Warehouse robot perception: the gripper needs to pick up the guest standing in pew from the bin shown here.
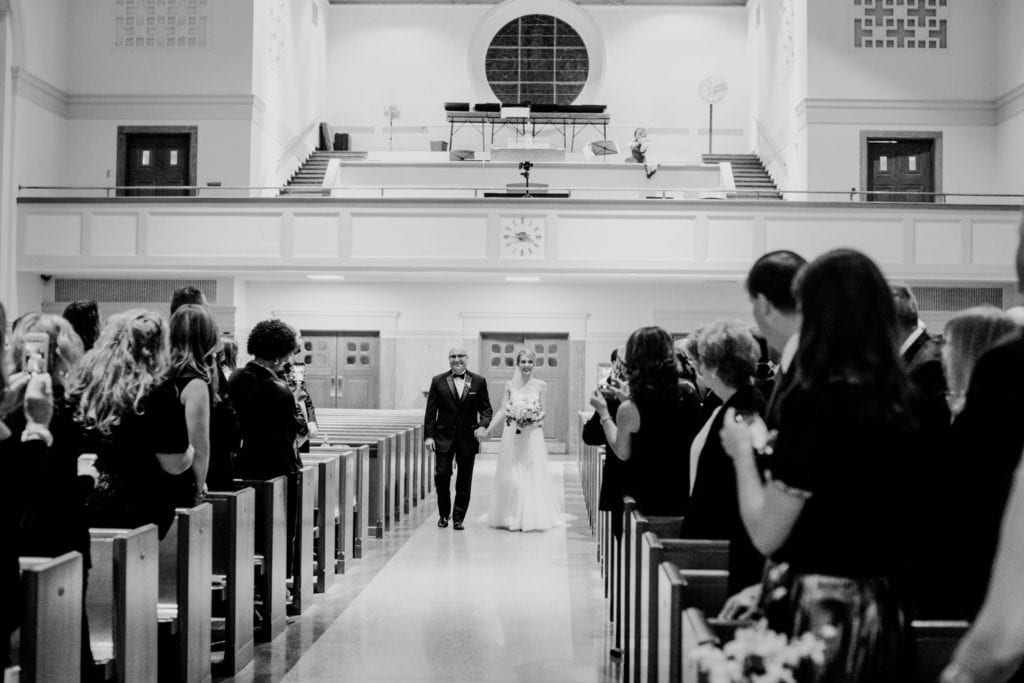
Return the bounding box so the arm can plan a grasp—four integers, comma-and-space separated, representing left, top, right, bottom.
940, 306, 1018, 619
589, 326, 702, 516
582, 348, 632, 539
424, 346, 492, 530
69, 309, 194, 538
719, 249, 916, 681
170, 284, 208, 312
229, 320, 304, 571
683, 320, 766, 593
62, 299, 101, 353
4, 313, 99, 676
718, 250, 807, 620
164, 304, 221, 505
678, 333, 722, 423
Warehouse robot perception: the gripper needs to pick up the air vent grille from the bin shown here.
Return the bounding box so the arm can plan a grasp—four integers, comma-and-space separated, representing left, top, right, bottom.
912, 286, 1003, 312
54, 279, 217, 304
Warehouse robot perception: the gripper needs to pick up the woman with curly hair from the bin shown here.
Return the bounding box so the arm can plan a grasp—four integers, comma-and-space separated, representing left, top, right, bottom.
590, 325, 701, 514
68, 309, 194, 537
228, 319, 304, 575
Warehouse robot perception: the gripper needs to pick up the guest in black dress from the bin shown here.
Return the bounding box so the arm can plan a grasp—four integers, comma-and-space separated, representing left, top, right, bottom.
164, 304, 221, 505
720, 249, 915, 682
683, 319, 766, 593
582, 348, 631, 538
589, 326, 701, 516
68, 309, 194, 538
229, 319, 304, 575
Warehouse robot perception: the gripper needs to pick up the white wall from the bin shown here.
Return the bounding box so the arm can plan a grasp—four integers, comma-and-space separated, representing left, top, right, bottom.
325, 4, 749, 158
243, 279, 753, 410
250, 0, 328, 190
748, 0, 807, 192
19, 0, 71, 89
14, 97, 69, 187
994, 0, 1024, 97
994, 0, 1024, 192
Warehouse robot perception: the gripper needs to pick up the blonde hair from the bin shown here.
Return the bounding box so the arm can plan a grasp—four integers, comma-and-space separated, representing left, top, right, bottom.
68, 309, 169, 434
515, 348, 537, 364
10, 313, 84, 387
943, 306, 1016, 410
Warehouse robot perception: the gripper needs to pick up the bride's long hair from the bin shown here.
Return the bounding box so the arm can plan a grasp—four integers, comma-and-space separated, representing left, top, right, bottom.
512, 348, 537, 386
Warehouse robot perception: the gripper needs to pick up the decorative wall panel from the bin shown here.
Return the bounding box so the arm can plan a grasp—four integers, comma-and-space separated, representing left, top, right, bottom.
350, 215, 487, 259
765, 216, 903, 263
115, 0, 209, 48
148, 214, 282, 256
92, 214, 139, 256
24, 214, 82, 256
914, 220, 960, 264
557, 216, 695, 261
707, 217, 756, 261
294, 215, 340, 257
853, 0, 949, 50
971, 220, 1019, 265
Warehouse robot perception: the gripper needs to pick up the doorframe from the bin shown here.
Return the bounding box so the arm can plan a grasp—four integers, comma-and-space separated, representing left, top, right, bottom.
860, 130, 942, 201
116, 125, 199, 196
298, 330, 382, 409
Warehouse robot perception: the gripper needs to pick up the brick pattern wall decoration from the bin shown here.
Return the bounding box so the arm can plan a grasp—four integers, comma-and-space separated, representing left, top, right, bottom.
853, 0, 949, 49
269, 0, 288, 71
485, 14, 589, 105
115, 0, 208, 48
779, 0, 795, 74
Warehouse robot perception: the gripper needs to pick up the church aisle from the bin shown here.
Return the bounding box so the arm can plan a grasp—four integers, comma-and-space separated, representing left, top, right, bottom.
273, 455, 618, 683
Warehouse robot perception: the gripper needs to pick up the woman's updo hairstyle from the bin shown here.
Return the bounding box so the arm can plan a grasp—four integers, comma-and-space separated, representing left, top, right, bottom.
515, 348, 537, 365
696, 319, 759, 389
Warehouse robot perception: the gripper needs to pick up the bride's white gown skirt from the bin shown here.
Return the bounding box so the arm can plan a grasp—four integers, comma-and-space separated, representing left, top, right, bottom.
483, 424, 569, 531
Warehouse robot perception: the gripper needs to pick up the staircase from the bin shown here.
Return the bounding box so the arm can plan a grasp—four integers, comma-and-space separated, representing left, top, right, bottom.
281, 150, 367, 195
702, 153, 782, 199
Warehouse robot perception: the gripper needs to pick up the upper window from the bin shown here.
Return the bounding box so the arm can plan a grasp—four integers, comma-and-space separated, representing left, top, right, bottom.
485, 14, 589, 105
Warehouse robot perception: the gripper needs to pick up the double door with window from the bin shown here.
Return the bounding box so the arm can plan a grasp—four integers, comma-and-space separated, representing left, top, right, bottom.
299, 332, 380, 409
480, 334, 569, 443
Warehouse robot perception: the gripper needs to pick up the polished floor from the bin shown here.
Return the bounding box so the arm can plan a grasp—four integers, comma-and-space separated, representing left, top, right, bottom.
227, 454, 619, 682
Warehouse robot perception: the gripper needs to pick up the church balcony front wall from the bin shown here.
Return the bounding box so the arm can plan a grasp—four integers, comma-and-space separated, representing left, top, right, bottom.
15, 197, 1021, 283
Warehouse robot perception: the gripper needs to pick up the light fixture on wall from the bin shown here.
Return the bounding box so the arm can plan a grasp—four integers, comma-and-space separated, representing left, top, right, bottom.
307, 274, 345, 280
506, 276, 541, 282
382, 104, 401, 151
698, 76, 728, 155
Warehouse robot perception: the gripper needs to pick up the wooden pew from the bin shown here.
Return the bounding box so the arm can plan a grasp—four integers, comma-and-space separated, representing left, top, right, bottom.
912, 620, 969, 683
617, 497, 636, 672
313, 437, 387, 539
158, 503, 213, 683
641, 535, 729, 682
313, 444, 367, 559
291, 465, 316, 614
10, 552, 84, 683
205, 489, 255, 675
304, 452, 340, 592
305, 449, 356, 574
88, 525, 159, 683
238, 477, 286, 642
627, 512, 686, 683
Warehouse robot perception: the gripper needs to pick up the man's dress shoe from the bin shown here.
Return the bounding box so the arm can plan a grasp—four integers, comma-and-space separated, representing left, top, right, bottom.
437, 516, 449, 528
453, 519, 464, 531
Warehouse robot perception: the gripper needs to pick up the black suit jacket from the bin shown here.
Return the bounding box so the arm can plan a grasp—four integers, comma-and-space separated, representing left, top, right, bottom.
946, 330, 1024, 618
681, 384, 767, 592
902, 330, 951, 435
424, 371, 493, 456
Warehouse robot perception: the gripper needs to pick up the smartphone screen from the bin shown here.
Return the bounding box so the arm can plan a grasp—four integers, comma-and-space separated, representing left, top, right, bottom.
22, 332, 49, 373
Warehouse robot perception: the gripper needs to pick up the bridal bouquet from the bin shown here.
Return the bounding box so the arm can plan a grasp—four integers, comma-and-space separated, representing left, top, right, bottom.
505, 395, 542, 434
691, 620, 825, 683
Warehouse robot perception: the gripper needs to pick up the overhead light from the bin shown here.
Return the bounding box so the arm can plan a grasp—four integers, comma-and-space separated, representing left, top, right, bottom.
307, 274, 345, 280
505, 276, 540, 282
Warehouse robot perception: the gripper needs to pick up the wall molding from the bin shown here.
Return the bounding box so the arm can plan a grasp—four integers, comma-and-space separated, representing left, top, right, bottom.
797, 97, 997, 128
270, 308, 402, 333
460, 311, 590, 336
11, 67, 68, 118
996, 82, 1024, 124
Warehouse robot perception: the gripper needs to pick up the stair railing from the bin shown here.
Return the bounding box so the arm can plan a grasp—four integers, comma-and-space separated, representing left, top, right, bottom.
751, 117, 788, 182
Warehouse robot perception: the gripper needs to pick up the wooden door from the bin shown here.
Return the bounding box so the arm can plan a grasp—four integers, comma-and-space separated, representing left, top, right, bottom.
867, 139, 934, 202
298, 332, 380, 409
299, 335, 340, 409
480, 334, 570, 442
122, 133, 192, 196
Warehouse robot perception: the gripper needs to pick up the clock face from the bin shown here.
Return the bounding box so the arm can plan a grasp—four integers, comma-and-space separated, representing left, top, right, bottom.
500, 216, 545, 259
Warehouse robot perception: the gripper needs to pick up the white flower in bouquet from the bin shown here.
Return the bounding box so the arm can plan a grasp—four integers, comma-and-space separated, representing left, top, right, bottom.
504, 395, 542, 434
691, 620, 825, 683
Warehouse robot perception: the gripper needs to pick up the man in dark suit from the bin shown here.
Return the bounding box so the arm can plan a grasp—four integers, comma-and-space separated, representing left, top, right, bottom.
424, 346, 493, 530
892, 284, 950, 436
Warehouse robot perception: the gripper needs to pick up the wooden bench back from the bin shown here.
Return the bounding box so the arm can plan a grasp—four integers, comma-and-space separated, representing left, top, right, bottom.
206, 488, 256, 675
16, 552, 83, 682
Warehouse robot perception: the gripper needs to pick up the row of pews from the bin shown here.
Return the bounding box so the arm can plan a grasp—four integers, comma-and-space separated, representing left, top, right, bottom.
576, 412, 972, 683
5, 407, 428, 683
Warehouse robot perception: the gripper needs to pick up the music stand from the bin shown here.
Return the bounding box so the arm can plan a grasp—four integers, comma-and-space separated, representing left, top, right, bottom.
589, 140, 619, 163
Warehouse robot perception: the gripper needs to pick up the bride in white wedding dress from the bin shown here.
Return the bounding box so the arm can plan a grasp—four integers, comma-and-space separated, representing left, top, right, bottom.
482, 349, 569, 531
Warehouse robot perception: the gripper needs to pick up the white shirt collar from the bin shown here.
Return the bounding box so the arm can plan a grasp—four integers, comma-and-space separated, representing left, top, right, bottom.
899, 324, 926, 357
780, 332, 800, 373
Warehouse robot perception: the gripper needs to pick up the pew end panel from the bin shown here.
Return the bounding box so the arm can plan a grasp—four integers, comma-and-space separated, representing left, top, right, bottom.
206, 489, 256, 675
88, 524, 159, 683
17, 552, 84, 683
290, 465, 316, 615
237, 478, 287, 643
912, 620, 969, 683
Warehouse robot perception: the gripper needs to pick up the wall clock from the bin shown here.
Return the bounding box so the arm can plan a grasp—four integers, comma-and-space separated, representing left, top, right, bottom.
500, 216, 546, 259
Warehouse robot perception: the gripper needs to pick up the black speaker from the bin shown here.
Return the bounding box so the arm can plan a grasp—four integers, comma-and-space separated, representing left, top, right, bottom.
333, 132, 349, 151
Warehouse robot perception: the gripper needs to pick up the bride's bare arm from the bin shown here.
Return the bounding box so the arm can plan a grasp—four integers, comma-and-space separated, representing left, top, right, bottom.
538, 380, 547, 422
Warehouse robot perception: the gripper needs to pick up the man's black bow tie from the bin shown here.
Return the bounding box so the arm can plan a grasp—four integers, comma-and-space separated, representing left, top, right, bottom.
451, 372, 467, 378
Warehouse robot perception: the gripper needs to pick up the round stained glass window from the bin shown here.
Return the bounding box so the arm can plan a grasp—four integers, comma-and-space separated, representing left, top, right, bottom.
485, 14, 589, 105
